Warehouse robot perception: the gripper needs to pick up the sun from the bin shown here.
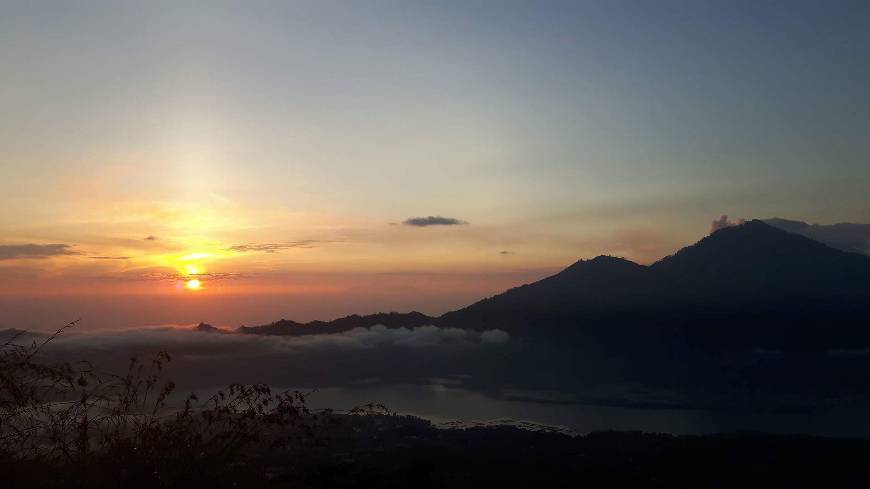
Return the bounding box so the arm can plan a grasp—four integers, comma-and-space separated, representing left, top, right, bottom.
185, 278, 202, 290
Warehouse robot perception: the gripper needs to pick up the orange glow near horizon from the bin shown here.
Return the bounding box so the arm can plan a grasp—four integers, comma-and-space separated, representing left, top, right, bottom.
185, 278, 202, 290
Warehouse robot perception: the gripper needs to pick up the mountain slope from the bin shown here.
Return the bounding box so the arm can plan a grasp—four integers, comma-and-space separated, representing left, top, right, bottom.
765, 217, 870, 255
438, 255, 653, 332
651, 219, 870, 302
439, 220, 870, 349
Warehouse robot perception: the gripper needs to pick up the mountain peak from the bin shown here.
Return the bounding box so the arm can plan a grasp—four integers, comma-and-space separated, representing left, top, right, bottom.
651, 218, 870, 300
564, 255, 642, 272
194, 322, 229, 334
587, 254, 637, 265
655, 219, 819, 267
707, 218, 779, 236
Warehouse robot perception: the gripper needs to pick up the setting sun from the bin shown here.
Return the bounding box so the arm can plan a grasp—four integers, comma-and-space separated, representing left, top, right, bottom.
185, 279, 202, 290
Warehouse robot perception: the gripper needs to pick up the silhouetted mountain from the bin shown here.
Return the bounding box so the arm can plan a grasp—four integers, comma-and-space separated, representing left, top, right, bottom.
438, 255, 654, 332
193, 322, 229, 334
765, 217, 870, 255
233, 221, 870, 352
236, 311, 435, 336
441, 220, 870, 350
651, 219, 870, 302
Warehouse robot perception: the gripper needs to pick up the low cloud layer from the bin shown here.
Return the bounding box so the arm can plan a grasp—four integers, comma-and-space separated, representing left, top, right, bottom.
4, 325, 512, 391
0, 243, 80, 260
765, 218, 870, 255
403, 216, 468, 227
22, 324, 509, 354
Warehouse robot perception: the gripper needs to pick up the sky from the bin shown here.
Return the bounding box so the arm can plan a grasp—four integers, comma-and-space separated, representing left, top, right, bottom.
1, 1, 869, 330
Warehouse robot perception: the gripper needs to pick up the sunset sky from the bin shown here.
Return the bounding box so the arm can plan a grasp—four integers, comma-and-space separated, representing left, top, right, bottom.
2, 1, 869, 329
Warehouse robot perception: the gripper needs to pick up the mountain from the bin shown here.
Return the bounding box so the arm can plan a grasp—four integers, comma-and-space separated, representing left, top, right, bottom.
438, 255, 654, 332
193, 322, 230, 334
209, 220, 870, 352
442, 220, 870, 351
651, 219, 870, 302
764, 217, 870, 255
235, 311, 435, 336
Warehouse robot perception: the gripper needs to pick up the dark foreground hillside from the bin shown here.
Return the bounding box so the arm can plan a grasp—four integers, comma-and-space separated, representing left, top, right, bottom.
7, 413, 870, 489
260, 417, 870, 489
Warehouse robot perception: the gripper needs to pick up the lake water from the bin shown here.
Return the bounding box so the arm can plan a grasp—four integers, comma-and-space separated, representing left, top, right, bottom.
303, 384, 870, 438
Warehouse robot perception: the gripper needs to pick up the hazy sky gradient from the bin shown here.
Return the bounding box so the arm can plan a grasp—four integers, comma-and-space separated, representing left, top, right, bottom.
2, 1, 869, 328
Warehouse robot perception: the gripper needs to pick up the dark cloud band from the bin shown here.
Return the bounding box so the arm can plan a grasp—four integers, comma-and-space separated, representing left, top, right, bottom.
0, 244, 80, 260
403, 216, 468, 227
88, 256, 131, 260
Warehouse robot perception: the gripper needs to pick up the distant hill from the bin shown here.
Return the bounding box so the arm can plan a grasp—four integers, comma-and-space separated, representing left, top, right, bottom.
193, 322, 230, 334
235, 311, 435, 336
202, 220, 870, 352
764, 217, 870, 255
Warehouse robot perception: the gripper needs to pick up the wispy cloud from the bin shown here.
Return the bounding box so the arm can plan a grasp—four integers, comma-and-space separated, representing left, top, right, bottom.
402, 216, 468, 227
0, 244, 81, 260
88, 256, 131, 260
141, 271, 242, 281
227, 240, 325, 253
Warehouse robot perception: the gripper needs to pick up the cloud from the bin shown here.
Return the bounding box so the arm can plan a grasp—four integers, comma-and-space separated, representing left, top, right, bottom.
8, 325, 511, 391
710, 215, 745, 234
480, 329, 510, 344
141, 271, 242, 281
402, 216, 468, 227
227, 241, 324, 253
764, 218, 870, 255
88, 256, 131, 260
281, 324, 508, 350
19, 325, 509, 360
0, 244, 80, 260
144, 235, 159, 241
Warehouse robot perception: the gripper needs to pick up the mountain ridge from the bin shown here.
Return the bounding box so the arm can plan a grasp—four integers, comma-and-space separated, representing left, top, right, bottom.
198, 220, 870, 351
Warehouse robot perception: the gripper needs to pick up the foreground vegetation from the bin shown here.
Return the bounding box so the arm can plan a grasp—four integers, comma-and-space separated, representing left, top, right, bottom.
3, 323, 870, 488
